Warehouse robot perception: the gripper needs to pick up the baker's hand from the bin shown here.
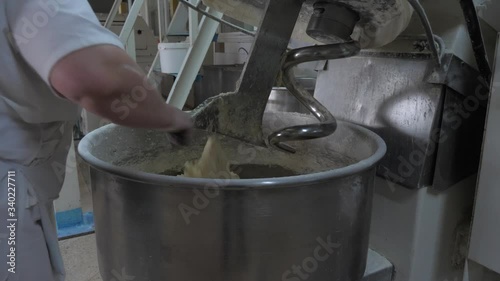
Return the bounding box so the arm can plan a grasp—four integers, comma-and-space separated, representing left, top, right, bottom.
167, 109, 193, 146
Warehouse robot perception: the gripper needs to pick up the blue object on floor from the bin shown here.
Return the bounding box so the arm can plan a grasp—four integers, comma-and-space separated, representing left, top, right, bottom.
56, 208, 95, 239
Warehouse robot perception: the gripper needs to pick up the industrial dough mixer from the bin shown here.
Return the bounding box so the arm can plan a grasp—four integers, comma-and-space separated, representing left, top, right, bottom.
75, 0, 451, 280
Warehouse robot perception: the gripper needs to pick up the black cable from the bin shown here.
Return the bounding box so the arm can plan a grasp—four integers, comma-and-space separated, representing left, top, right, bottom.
459, 0, 492, 84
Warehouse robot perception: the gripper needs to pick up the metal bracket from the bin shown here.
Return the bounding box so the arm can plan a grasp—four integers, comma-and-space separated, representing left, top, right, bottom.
426, 53, 489, 108
166, 7, 223, 109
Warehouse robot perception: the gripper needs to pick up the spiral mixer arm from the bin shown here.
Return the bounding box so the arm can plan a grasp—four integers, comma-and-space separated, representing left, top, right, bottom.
192, 0, 418, 151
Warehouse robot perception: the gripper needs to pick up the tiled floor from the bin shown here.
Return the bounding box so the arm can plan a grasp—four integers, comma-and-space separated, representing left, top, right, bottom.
60, 234, 102, 281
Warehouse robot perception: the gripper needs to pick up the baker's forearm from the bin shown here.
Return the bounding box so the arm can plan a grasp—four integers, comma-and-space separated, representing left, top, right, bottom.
50, 45, 192, 131
77, 61, 181, 129
79, 85, 184, 130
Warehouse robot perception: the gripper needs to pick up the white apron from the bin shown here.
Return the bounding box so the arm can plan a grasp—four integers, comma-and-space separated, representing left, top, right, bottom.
0, 121, 75, 281
1, 1, 124, 279
1, 9, 80, 278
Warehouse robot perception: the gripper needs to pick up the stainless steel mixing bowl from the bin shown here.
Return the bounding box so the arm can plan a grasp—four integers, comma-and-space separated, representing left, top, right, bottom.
78, 112, 386, 281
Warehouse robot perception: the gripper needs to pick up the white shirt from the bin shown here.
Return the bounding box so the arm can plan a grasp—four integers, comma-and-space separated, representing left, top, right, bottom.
0, 4, 126, 280
0, 0, 123, 165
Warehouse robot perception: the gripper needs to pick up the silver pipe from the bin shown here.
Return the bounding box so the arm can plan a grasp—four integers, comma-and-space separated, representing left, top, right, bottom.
268, 41, 360, 153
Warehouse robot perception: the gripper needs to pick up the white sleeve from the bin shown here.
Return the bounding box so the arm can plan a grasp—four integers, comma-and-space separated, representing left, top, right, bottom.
8, 0, 125, 86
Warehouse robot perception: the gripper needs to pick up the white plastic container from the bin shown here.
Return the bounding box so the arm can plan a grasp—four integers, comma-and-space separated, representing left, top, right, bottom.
158, 43, 190, 74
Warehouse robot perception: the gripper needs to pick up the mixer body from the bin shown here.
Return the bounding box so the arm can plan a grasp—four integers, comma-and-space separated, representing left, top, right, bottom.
77, 0, 397, 280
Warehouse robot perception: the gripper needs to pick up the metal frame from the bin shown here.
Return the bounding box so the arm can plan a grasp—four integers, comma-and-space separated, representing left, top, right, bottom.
166, 7, 223, 108
104, 0, 121, 29
119, 0, 145, 44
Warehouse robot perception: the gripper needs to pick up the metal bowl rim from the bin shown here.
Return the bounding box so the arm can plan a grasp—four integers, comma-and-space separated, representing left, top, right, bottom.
77, 121, 387, 189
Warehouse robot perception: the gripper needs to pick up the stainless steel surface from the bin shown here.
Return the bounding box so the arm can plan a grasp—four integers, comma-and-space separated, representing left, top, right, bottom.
192, 0, 303, 146
432, 87, 486, 191
269, 41, 360, 153
267, 88, 310, 114
78, 114, 387, 281
427, 53, 489, 107
60, 234, 394, 281
195, 65, 316, 108
314, 52, 487, 190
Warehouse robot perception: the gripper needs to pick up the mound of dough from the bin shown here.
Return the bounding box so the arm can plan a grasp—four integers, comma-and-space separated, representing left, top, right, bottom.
181, 136, 240, 179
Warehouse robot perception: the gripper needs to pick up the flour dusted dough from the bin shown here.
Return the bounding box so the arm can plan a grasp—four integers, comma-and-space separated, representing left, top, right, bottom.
181, 136, 240, 179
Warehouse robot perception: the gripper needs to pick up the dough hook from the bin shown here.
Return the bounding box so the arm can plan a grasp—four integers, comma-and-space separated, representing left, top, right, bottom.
191, 0, 360, 153
268, 41, 360, 153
